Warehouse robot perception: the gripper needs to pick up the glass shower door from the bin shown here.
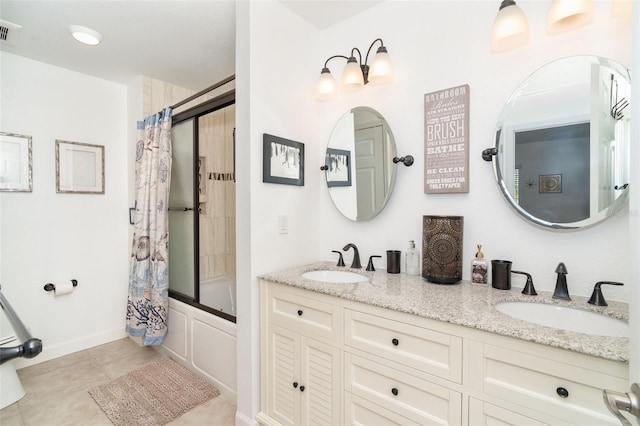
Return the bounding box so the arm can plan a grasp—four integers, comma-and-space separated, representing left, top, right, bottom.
168, 118, 197, 299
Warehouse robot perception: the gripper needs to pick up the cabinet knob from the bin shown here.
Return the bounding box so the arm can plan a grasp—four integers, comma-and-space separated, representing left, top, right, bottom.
392, 338, 399, 346
556, 387, 569, 398
391, 387, 399, 396
299, 385, 305, 392
297, 310, 303, 316
292, 382, 298, 388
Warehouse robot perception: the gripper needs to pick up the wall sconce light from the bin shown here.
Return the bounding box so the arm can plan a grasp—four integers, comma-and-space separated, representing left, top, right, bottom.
547, 0, 594, 34
315, 38, 393, 101
490, 0, 530, 53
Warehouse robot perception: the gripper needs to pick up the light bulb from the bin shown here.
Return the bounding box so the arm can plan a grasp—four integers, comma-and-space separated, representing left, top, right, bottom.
315, 68, 337, 101
490, 0, 530, 53
547, 0, 594, 34
341, 57, 365, 93
368, 47, 393, 85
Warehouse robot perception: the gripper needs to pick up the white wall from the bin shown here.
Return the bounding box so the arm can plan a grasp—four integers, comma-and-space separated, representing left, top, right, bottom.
0, 53, 130, 367
236, 1, 324, 422
313, 0, 632, 300
238, 0, 633, 423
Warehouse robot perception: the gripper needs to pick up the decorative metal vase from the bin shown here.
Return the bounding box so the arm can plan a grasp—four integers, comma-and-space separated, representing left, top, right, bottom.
422, 215, 464, 284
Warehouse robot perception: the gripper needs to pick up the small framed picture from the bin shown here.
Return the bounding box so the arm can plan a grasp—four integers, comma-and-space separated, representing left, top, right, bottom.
56, 140, 105, 194
539, 174, 562, 193
325, 148, 352, 187
0, 132, 33, 192
263, 134, 304, 186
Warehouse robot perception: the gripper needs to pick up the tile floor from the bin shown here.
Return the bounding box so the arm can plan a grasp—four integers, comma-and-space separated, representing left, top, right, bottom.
0, 338, 236, 426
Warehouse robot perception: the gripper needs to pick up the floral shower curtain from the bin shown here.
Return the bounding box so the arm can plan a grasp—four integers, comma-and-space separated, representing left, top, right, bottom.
126, 107, 172, 345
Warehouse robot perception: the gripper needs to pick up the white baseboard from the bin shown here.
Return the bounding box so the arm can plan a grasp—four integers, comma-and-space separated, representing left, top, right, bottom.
236, 410, 259, 426
14, 328, 127, 370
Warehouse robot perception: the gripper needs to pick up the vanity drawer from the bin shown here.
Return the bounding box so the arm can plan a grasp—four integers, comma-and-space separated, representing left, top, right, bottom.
469, 341, 628, 425
264, 282, 341, 342
344, 392, 421, 426
345, 353, 462, 425
468, 397, 570, 426
344, 308, 462, 383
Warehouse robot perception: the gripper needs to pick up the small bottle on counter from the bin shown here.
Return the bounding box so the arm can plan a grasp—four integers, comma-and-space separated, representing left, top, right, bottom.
471, 244, 488, 284
405, 240, 421, 276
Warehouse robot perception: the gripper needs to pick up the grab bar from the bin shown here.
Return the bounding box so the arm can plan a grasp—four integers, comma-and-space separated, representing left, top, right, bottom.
0, 285, 42, 365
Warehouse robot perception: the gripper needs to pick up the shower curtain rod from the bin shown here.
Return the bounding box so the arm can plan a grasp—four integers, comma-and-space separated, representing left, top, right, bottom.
170, 74, 236, 110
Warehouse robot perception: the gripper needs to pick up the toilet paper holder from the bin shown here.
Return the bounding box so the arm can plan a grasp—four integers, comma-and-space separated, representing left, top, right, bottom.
43, 279, 78, 292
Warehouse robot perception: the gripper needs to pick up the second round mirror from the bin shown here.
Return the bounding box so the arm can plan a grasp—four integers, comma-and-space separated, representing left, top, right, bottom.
492, 56, 630, 229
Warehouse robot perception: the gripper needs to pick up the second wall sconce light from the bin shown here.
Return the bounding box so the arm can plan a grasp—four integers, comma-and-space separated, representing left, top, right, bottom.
491, 0, 597, 53
315, 38, 393, 101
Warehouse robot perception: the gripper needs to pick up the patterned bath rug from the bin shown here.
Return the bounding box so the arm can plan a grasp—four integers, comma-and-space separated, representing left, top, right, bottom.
89, 358, 220, 426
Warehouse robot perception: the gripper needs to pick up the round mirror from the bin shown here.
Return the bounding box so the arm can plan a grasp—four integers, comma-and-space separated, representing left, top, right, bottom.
492, 56, 630, 229
325, 106, 397, 221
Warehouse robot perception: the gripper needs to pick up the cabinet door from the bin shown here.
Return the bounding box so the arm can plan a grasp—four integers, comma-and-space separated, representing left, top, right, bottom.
300, 336, 342, 426
266, 324, 300, 426
265, 325, 341, 426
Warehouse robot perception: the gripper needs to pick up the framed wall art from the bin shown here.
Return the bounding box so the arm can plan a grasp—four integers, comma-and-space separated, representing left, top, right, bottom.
263, 133, 304, 186
424, 84, 470, 194
325, 148, 352, 187
539, 174, 562, 193
56, 140, 105, 194
0, 132, 33, 192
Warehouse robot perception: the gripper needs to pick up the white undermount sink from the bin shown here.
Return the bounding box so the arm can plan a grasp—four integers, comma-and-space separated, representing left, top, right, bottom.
495, 302, 629, 337
301, 270, 368, 284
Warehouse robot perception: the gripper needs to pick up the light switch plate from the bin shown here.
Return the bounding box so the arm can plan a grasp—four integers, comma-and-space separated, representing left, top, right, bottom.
278, 215, 288, 234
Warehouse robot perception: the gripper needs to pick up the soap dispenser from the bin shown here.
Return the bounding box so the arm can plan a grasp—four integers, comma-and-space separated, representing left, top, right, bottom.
405, 240, 421, 276
471, 244, 488, 284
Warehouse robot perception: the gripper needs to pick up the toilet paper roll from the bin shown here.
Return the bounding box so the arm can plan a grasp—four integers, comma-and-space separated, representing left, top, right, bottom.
54, 281, 74, 296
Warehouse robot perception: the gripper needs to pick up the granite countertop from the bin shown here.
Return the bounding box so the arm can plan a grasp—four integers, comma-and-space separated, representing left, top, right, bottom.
259, 261, 629, 362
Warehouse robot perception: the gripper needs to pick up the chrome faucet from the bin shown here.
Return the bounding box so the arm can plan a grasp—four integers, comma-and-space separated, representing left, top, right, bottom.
343, 243, 362, 269
552, 262, 570, 301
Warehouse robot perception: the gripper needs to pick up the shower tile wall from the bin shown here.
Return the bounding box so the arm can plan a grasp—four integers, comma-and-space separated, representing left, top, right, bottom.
143, 76, 203, 117
199, 105, 236, 281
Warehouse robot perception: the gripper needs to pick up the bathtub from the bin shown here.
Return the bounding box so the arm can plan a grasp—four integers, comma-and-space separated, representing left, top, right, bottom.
199, 275, 236, 316
159, 284, 237, 403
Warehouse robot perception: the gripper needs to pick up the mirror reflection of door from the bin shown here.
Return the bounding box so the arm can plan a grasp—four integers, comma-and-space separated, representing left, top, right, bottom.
355, 124, 385, 220
326, 106, 398, 222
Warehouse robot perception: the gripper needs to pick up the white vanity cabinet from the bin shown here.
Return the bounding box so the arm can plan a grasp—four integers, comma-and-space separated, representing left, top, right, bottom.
258, 279, 628, 426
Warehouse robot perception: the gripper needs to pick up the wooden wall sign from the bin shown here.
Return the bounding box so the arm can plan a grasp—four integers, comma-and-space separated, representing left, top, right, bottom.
424, 84, 470, 194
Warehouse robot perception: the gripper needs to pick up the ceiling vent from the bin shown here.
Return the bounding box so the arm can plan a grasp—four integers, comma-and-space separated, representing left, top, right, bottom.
0, 19, 22, 46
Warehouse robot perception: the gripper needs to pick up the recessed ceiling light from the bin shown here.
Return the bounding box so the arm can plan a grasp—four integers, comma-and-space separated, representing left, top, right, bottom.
69, 25, 102, 46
